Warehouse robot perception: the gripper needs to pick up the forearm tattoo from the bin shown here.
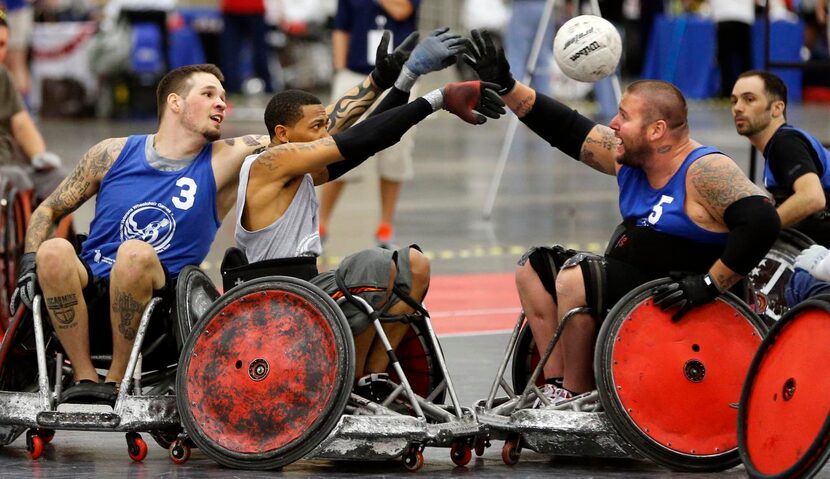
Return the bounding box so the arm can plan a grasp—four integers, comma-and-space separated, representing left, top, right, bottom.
113, 291, 143, 340
256, 137, 336, 172
513, 93, 535, 117
689, 156, 765, 213
46, 294, 79, 329
327, 78, 379, 133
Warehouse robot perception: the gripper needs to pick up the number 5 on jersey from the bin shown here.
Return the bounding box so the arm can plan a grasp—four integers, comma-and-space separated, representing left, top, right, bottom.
648, 195, 674, 225
172, 177, 197, 210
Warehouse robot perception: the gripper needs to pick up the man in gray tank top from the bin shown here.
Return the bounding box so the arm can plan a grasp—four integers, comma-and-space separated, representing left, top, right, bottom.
233, 30, 506, 389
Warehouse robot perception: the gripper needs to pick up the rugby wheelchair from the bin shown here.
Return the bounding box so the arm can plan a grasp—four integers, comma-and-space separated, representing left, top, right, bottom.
171, 251, 479, 470
737, 293, 830, 479
472, 238, 806, 472
0, 248, 479, 471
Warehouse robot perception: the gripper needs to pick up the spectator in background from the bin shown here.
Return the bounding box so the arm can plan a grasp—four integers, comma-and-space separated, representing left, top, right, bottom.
220, 0, 274, 95
103, 0, 175, 70
0, 10, 67, 200
318, 0, 420, 250
1, 1, 32, 96
711, 0, 754, 98
505, 0, 554, 96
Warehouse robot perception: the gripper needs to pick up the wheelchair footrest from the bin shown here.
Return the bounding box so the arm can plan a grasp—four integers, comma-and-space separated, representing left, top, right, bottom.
37, 411, 121, 430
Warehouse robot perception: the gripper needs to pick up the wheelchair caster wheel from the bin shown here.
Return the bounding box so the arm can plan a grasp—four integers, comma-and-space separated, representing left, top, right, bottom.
126, 432, 148, 462
474, 437, 489, 456
451, 441, 472, 466
502, 440, 521, 465
402, 449, 424, 471
26, 430, 44, 460
169, 439, 191, 465
37, 428, 55, 444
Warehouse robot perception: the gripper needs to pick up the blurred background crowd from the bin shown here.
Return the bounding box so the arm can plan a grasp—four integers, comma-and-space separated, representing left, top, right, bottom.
2, 0, 828, 121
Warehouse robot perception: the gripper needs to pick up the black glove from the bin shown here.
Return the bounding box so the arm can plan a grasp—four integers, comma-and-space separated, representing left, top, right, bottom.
651, 272, 721, 322
10, 252, 38, 314
463, 29, 515, 95
370, 31, 420, 90
442, 81, 506, 125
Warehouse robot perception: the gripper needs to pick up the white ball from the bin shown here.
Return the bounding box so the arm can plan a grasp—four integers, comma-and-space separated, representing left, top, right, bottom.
553, 15, 622, 83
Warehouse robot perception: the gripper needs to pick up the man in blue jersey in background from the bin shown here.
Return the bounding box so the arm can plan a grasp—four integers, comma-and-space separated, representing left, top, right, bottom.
731, 70, 830, 246
8, 47, 405, 403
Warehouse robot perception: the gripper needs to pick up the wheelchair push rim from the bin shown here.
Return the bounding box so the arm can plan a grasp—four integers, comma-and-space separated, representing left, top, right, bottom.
177, 276, 355, 470
738, 296, 830, 479
595, 278, 767, 472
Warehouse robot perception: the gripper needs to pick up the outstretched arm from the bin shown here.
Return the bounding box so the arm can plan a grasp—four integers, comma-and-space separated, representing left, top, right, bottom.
249, 81, 504, 187
327, 30, 419, 133
465, 29, 617, 175
25, 138, 127, 252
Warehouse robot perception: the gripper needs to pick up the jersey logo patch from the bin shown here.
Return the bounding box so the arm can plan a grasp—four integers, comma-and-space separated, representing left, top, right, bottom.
119, 202, 176, 252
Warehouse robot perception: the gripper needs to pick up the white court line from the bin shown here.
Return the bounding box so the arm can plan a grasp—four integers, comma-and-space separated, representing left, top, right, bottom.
437, 329, 513, 338
429, 307, 521, 318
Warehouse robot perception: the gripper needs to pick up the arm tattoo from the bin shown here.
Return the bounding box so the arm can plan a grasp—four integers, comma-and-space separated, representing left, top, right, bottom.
113, 291, 143, 340
690, 156, 764, 212
327, 79, 378, 133
579, 127, 617, 173
46, 294, 79, 329
242, 135, 261, 147
224, 138, 236, 146
255, 137, 336, 172
26, 138, 124, 251
514, 94, 535, 117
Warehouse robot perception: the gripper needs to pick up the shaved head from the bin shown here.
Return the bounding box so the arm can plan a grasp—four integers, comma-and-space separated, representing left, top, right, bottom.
625, 80, 688, 135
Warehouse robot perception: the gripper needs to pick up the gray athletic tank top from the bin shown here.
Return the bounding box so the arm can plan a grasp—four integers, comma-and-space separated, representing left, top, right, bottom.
234, 155, 322, 262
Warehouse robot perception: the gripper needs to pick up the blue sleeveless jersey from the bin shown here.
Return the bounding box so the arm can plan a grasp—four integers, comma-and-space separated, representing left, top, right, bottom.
763, 125, 830, 189
617, 146, 728, 245
80, 135, 221, 278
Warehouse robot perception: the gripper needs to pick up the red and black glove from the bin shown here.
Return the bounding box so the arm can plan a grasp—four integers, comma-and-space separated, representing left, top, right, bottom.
442, 80, 505, 125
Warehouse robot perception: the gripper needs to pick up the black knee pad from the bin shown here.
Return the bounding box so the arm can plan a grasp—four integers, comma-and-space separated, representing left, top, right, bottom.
565, 253, 609, 317
518, 245, 578, 304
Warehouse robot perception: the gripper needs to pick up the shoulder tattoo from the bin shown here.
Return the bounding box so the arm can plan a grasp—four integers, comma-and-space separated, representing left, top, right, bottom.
689, 155, 764, 211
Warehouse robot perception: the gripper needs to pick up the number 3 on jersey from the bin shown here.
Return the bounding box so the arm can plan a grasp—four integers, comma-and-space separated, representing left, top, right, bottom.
648, 195, 674, 225
172, 177, 197, 210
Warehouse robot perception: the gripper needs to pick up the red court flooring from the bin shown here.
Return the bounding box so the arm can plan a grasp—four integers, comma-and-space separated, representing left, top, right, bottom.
428, 272, 521, 336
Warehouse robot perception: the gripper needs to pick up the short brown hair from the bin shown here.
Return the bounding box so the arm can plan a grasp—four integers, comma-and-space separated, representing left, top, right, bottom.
626, 80, 688, 134
737, 69, 788, 117
156, 64, 224, 121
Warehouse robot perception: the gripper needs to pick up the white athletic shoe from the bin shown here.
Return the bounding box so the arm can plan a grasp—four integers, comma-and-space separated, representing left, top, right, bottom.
551, 390, 603, 412
532, 383, 573, 408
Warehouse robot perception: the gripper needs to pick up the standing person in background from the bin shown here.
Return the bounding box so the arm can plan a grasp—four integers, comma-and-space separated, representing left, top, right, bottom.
318, 0, 420, 250
1, 1, 33, 96
220, 0, 274, 95
710, 0, 754, 98
504, 0, 554, 97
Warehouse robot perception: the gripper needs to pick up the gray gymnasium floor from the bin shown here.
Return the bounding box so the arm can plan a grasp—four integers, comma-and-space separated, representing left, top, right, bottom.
2, 92, 829, 477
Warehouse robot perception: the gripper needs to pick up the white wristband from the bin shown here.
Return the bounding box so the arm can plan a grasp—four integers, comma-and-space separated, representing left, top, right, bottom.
422, 88, 444, 111
394, 65, 418, 93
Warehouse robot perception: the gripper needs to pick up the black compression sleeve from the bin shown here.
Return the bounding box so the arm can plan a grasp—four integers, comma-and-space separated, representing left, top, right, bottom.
721, 195, 781, 276
367, 86, 410, 119
329, 97, 432, 180
520, 92, 597, 160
